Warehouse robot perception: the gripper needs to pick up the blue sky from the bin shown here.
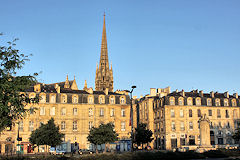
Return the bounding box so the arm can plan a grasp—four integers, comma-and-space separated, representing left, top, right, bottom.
0, 0, 239, 97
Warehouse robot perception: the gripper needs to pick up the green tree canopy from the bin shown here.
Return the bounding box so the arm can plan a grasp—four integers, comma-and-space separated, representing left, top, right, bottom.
133, 123, 153, 147
29, 118, 64, 147
0, 35, 38, 132
87, 123, 118, 152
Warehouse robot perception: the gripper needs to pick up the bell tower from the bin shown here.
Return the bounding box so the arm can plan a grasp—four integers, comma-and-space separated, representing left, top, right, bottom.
95, 14, 113, 92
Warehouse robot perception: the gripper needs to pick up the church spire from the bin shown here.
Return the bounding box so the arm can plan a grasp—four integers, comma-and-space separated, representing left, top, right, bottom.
64, 75, 70, 88
99, 12, 109, 70
95, 14, 113, 92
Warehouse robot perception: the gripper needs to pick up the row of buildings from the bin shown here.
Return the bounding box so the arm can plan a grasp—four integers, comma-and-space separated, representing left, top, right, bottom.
0, 15, 239, 154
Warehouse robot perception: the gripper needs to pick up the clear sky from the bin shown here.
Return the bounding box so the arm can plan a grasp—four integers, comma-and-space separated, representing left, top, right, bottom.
0, 0, 239, 97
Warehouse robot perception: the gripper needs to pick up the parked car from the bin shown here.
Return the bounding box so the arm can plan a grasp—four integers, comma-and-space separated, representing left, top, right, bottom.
49, 147, 66, 155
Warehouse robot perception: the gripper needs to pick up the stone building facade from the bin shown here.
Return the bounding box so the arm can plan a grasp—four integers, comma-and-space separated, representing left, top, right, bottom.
0, 15, 131, 154
135, 88, 240, 150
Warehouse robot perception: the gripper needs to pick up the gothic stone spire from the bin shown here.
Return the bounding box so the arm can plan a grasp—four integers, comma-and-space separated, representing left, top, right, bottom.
95, 14, 113, 92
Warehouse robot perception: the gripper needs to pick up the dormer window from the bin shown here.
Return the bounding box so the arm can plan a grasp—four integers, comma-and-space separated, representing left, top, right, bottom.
110, 96, 115, 104
178, 98, 183, 105
187, 98, 193, 106
29, 93, 35, 98
99, 96, 105, 104
215, 99, 220, 106
224, 99, 229, 106
169, 97, 175, 105
50, 95, 56, 103
196, 98, 201, 106
120, 96, 125, 104
207, 98, 212, 106
88, 96, 93, 104
61, 95, 67, 103
232, 99, 237, 107
72, 95, 78, 103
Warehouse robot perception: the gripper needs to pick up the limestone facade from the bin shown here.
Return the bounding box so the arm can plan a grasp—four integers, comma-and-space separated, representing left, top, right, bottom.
135, 88, 240, 150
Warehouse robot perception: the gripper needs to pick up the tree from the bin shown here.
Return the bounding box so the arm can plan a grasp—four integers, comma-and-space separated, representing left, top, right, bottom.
133, 123, 153, 149
87, 123, 118, 153
232, 127, 240, 144
0, 34, 38, 132
29, 118, 64, 151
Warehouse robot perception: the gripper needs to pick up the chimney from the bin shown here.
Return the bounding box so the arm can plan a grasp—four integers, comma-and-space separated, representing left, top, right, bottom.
56, 85, 60, 93
199, 90, 203, 97
150, 88, 157, 96
176, 89, 179, 93
224, 91, 229, 98
233, 93, 238, 99
105, 88, 109, 95
180, 89, 185, 97
34, 84, 41, 93
210, 91, 214, 98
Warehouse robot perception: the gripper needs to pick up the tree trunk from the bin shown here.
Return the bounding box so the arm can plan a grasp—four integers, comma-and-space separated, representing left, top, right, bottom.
95, 145, 98, 154
104, 144, 106, 153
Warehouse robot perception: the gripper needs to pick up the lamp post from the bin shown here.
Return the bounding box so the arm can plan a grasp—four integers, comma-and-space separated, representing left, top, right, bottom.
130, 85, 136, 152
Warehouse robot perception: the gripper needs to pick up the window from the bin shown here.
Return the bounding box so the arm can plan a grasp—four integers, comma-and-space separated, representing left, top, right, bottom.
73, 96, 78, 103
110, 96, 115, 104
110, 108, 115, 117
61, 108, 66, 116
232, 99, 237, 107
19, 121, 23, 131
50, 107, 55, 116
40, 107, 45, 115
88, 96, 93, 104
50, 95, 56, 103
196, 98, 201, 106
215, 99, 220, 106
121, 122, 126, 131
207, 98, 212, 106
217, 109, 221, 118
170, 98, 175, 105
62, 95, 67, 103
171, 121, 176, 131
225, 110, 229, 118
180, 122, 185, 131
29, 121, 34, 131
180, 109, 184, 117
189, 109, 192, 117
178, 98, 183, 105
121, 108, 125, 117
73, 121, 77, 131
120, 97, 125, 104
218, 122, 222, 128
187, 98, 193, 106
208, 109, 212, 116
100, 108, 104, 117
224, 99, 229, 106
197, 109, 201, 117
99, 96, 104, 104
73, 108, 78, 116
61, 121, 66, 130
89, 108, 93, 117
170, 109, 175, 118
89, 121, 93, 130
40, 94, 46, 103
227, 122, 230, 128
189, 122, 193, 130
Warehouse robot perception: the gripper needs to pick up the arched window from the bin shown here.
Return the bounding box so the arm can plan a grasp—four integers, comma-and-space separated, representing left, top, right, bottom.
50, 94, 56, 103
178, 98, 183, 105
99, 96, 105, 104
88, 96, 93, 104
207, 98, 212, 106
215, 99, 220, 106
170, 97, 175, 105
232, 99, 237, 107
224, 99, 229, 106
110, 96, 115, 104
39, 94, 46, 103
61, 95, 67, 103
72, 95, 78, 103
196, 98, 201, 106
120, 96, 125, 104
187, 98, 193, 106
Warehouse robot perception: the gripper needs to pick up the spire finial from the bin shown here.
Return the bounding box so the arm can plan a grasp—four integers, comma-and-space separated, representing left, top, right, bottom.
64, 74, 70, 88
74, 75, 75, 80
84, 80, 88, 90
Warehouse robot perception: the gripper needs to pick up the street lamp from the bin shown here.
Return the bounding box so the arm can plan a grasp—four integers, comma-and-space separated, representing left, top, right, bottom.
130, 85, 136, 152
